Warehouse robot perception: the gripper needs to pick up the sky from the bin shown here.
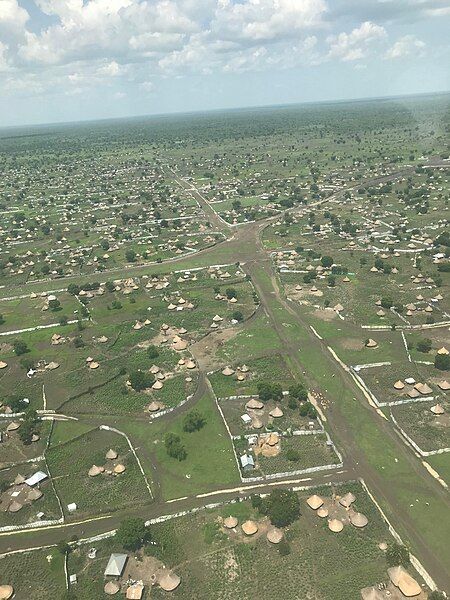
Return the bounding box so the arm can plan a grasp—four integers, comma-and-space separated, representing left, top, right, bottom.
0, 0, 449, 127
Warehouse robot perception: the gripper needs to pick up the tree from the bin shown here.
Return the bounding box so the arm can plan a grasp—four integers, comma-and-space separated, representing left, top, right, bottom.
327, 275, 336, 287
48, 299, 61, 311
386, 543, 410, 568
264, 489, 301, 527
225, 288, 237, 299
59, 315, 68, 326
257, 381, 283, 402
18, 410, 41, 445
5, 394, 26, 413
416, 338, 432, 353
380, 297, 393, 309
67, 283, 81, 296
164, 433, 187, 461
299, 402, 317, 419
321, 255, 333, 268
0, 313, 4, 325
435, 353, 450, 371
57, 540, 71, 556
183, 410, 206, 432
129, 370, 155, 391
115, 517, 151, 551
13, 339, 29, 356
285, 449, 300, 462
231, 310, 244, 322
125, 249, 137, 262
147, 345, 159, 360
288, 383, 308, 402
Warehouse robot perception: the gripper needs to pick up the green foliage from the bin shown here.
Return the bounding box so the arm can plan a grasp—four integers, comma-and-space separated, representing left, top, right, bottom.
147, 345, 159, 360
299, 402, 317, 419
435, 353, 450, 371
416, 338, 432, 353
231, 310, 244, 322
263, 489, 301, 528
129, 370, 155, 391
183, 410, 206, 433
289, 383, 308, 402
386, 543, 410, 568
115, 517, 151, 551
13, 339, 29, 356
257, 381, 283, 402
164, 433, 187, 461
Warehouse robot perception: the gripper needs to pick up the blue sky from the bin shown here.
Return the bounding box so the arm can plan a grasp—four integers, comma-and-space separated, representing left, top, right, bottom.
0, 0, 449, 126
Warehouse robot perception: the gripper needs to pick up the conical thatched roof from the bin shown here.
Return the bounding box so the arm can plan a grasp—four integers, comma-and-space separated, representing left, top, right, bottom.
393, 380, 405, 390
328, 519, 343, 532
106, 449, 118, 460
88, 465, 103, 477
269, 406, 283, 418
349, 512, 368, 528
430, 404, 444, 415
365, 339, 378, 348
242, 520, 258, 535
8, 501, 22, 513
158, 570, 181, 591
104, 581, 120, 595
388, 566, 421, 597
0, 585, 14, 600
0, 361, 8, 369
114, 464, 126, 474
339, 492, 356, 507
306, 495, 323, 510
437, 346, 449, 355
317, 507, 328, 518
223, 516, 238, 529
148, 401, 161, 412
6, 422, 20, 432
438, 380, 450, 390
266, 527, 283, 544
152, 380, 163, 390
246, 398, 264, 410
222, 366, 235, 376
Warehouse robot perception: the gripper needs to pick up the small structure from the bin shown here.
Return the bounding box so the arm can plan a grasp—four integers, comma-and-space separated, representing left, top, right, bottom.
104, 581, 120, 595
223, 516, 238, 529
242, 520, 258, 536
328, 519, 344, 533
158, 570, 181, 592
266, 527, 283, 544
0, 585, 14, 600
126, 583, 144, 599
387, 566, 422, 597
240, 454, 255, 471
24, 471, 48, 487
306, 495, 323, 510
104, 553, 128, 578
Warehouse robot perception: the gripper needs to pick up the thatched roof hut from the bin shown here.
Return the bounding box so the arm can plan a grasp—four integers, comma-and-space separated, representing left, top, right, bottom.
266, 527, 283, 544
104, 581, 120, 595
106, 449, 118, 460
328, 519, 344, 532
0, 585, 14, 600
222, 366, 235, 376
387, 566, 421, 597
269, 406, 283, 418
246, 399, 264, 410
242, 520, 258, 535
430, 404, 444, 415
339, 492, 356, 508
158, 571, 181, 592
223, 516, 238, 529
349, 512, 368, 528
306, 495, 323, 510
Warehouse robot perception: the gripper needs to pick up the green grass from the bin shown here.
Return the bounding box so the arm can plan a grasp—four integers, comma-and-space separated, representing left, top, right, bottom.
121, 390, 239, 500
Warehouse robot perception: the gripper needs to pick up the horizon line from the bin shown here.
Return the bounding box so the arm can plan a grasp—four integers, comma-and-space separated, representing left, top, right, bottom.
2, 88, 449, 132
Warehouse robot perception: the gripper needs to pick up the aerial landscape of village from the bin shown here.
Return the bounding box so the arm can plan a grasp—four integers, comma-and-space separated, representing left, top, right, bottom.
0, 0, 449, 598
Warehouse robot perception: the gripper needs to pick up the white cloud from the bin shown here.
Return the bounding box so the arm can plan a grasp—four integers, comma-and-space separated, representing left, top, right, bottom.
97, 60, 122, 77
0, 0, 29, 37
327, 21, 386, 62
140, 80, 155, 92
385, 35, 426, 59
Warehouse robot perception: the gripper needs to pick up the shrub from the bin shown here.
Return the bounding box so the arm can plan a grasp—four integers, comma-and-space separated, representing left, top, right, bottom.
264, 489, 301, 527
147, 345, 159, 360
257, 381, 283, 402
285, 449, 301, 462
129, 370, 155, 391
13, 339, 29, 356
386, 543, 410, 568
164, 433, 187, 461
116, 517, 151, 551
289, 383, 308, 402
435, 354, 450, 371
183, 410, 206, 433
416, 338, 432, 353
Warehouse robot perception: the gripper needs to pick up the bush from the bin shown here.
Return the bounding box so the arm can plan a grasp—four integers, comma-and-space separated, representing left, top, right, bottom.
285, 449, 301, 462
416, 338, 432, 353
289, 383, 308, 402
183, 410, 206, 433
129, 370, 155, 391
116, 517, 151, 551
13, 339, 29, 356
147, 345, 159, 360
435, 353, 450, 371
386, 543, 410, 568
299, 402, 317, 419
264, 489, 301, 527
257, 381, 283, 402
231, 310, 244, 322
164, 433, 187, 461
